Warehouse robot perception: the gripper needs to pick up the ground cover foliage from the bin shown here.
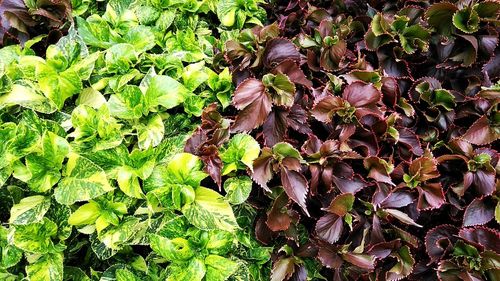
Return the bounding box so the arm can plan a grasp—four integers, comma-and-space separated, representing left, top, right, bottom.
0, 0, 499, 280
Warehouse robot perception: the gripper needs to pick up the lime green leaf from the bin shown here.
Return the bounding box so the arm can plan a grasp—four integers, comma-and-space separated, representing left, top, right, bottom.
55, 153, 114, 205
205, 230, 234, 256
68, 201, 101, 226
220, 134, 260, 175
182, 62, 209, 92
272, 142, 302, 160
77, 88, 106, 109
124, 26, 156, 52
149, 235, 195, 262
165, 258, 206, 281
0, 84, 57, 114
108, 85, 146, 119
165, 153, 207, 188
495, 201, 500, 224
182, 187, 238, 232
38, 68, 83, 109
105, 43, 138, 74
25, 132, 70, 192
9, 196, 51, 225
117, 167, 144, 199
26, 252, 64, 281
137, 114, 164, 150
224, 176, 252, 205
0, 226, 23, 269
146, 75, 188, 109
97, 217, 140, 250
205, 255, 239, 281
12, 218, 58, 254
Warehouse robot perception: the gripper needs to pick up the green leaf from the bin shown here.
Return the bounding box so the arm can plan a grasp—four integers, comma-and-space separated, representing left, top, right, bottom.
387, 245, 414, 281
272, 142, 302, 160
166, 258, 206, 281
9, 195, 51, 225
0, 226, 23, 269
453, 7, 480, 34
108, 85, 146, 119
224, 176, 252, 205
182, 187, 238, 232
266, 73, 295, 107
26, 252, 64, 281
55, 153, 114, 205
97, 217, 140, 250
115, 268, 139, 281
0, 83, 58, 114
38, 68, 83, 109
70, 105, 123, 151
205, 255, 239, 281
137, 114, 164, 150
217, 0, 238, 27
25, 132, 70, 192
205, 230, 234, 256
149, 235, 195, 262
182, 62, 209, 92
124, 26, 156, 52
220, 134, 260, 175
146, 75, 188, 109
423, 89, 456, 111
399, 25, 430, 54
77, 88, 106, 109
371, 13, 391, 36
13, 218, 59, 254
68, 201, 101, 226
105, 43, 138, 74
323, 193, 355, 217
117, 167, 144, 199
165, 153, 207, 188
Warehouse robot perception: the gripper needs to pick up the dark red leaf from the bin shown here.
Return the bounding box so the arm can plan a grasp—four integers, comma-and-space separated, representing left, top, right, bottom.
463, 197, 494, 227
364, 157, 394, 185
251, 148, 274, 192
322, 193, 355, 216
232, 78, 272, 132
409, 155, 440, 182
267, 193, 293, 232
287, 105, 312, 135
311, 95, 346, 123
263, 109, 288, 147
263, 38, 300, 68
342, 81, 381, 108
280, 167, 310, 216
341, 253, 376, 270
272, 60, 312, 88
332, 174, 368, 194
380, 191, 414, 209
417, 183, 445, 210
462, 115, 500, 145
472, 169, 495, 196
199, 145, 222, 189
315, 213, 344, 243
459, 227, 500, 253
425, 225, 458, 263
318, 245, 343, 269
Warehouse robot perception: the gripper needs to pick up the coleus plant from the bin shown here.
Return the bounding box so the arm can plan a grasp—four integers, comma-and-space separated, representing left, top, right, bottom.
198, 0, 500, 280
0, 0, 72, 50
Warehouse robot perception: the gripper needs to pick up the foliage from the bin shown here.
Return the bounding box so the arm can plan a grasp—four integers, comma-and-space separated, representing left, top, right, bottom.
1, 0, 500, 280
0, 0, 271, 280
191, 0, 499, 280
